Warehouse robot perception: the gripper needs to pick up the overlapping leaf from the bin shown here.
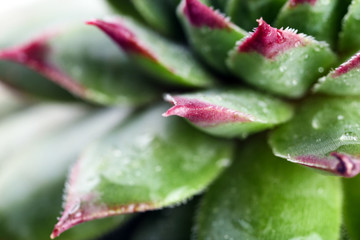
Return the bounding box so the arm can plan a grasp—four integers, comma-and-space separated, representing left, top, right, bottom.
52, 104, 234, 237
88, 16, 217, 88
0, 105, 132, 240
269, 97, 360, 177
196, 136, 342, 240
163, 88, 293, 138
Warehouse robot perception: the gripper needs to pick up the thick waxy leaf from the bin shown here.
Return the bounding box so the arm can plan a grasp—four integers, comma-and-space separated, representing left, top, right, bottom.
269, 97, 360, 177
52, 104, 233, 238
227, 19, 336, 98
163, 88, 293, 138
343, 175, 360, 239
225, 0, 287, 30
313, 51, 360, 96
177, 0, 246, 73
0, 0, 113, 100
339, 0, 360, 56
88, 17, 217, 88
0, 26, 161, 106
0, 106, 132, 240
275, 0, 342, 48
197, 136, 342, 240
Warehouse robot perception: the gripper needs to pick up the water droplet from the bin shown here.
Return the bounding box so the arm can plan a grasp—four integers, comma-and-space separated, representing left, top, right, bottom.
318, 67, 324, 73
340, 132, 358, 141
337, 115, 344, 120
217, 158, 231, 167
279, 66, 286, 72
69, 199, 81, 214
312, 118, 320, 129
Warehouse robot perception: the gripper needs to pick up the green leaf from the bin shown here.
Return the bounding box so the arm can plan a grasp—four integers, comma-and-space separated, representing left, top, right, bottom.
52, 104, 234, 238
0, 105, 132, 240
313, 51, 360, 96
343, 175, 360, 240
196, 136, 342, 240
0, 0, 124, 102
163, 88, 293, 138
225, 0, 287, 31
132, 0, 182, 37
88, 16, 217, 88
0, 26, 162, 106
227, 19, 336, 98
269, 96, 360, 177
177, 0, 246, 73
275, 0, 343, 48
339, 0, 360, 57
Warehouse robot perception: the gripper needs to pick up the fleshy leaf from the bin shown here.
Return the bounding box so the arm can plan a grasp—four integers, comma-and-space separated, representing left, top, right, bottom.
313, 51, 360, 96
196, 136, 342, 240
0, 0, 113, 101
225, 0, 287, 30
51, 104, 233, 238
269, 96, 360, 177
227, 19, 336, 98
0, 105, 132, 240
163, 88, 293, 138
0, 26, 161, 106
177, 0, 247, 72
338, 0, 360, 57
343, 175, 360, 239
88, 16, 217, 88
275, 0, 343, 48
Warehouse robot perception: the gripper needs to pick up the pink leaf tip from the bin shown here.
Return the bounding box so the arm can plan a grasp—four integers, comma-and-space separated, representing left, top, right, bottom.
0, 35, 85, 95
289, 0, 317, 8
332, 52, 360, 78
86, 19, 157, 61
294, 152, 360, 178
163, 94, 254, 127
238, 18, 308, 59
182, 0, 230, 28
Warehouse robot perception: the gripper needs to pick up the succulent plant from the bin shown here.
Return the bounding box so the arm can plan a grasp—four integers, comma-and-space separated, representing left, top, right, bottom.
1, 0, 360, 239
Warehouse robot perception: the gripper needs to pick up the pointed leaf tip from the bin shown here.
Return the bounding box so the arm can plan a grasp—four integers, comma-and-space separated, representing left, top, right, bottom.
87, 18, 157, 61
163, 94, 254, 127
0, 35, 85, 96
238, 18, 308, 59
332, 52, 360, 78
182, 0, 229, 28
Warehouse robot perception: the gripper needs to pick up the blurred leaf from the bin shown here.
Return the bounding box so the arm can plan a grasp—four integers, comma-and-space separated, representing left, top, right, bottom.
0, 83, 25, 118
88, 16, 217, 88
0, 0, 114, 101
52, 104, 234, 237
343, 175, 360, 240
177, 0, 246, 73
0, 105, 132, 240
275, 0, 344, 48
269, 97, 360, 177
132, 0, 182, 37
130, 200, 196, 240
196, 136, 342, 240
163, 88, 293, 138
227, 19, 336, 98
339, 0, 360, 57
225, 0, 287, 31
